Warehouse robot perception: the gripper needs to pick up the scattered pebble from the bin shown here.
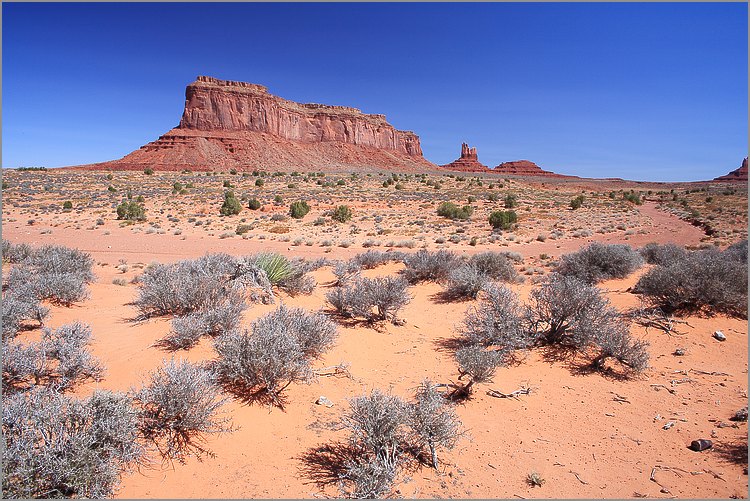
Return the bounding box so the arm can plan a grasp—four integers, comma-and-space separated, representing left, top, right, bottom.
315, 396, 334, 408
662, 421, 676, 430
713, 331, 726, 341
673, 348, 686, 356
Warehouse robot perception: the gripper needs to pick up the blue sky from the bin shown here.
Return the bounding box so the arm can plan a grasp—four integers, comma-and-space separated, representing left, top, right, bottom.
2, 2, 747, 181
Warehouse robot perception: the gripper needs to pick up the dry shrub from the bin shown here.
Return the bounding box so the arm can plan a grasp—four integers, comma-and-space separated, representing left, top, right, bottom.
634, 245, 747, 318
555, 242, 643, 284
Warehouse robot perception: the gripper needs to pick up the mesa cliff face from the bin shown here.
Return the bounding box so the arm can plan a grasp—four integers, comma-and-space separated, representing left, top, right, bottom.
76, 76, 435, 172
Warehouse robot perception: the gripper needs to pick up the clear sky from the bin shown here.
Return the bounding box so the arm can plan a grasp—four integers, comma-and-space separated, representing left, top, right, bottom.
2, 2, 747, 182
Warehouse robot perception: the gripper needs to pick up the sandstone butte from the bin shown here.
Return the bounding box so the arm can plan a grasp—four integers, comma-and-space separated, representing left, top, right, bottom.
713, 157, 748, 182
72, 76, 438, 173
438, 142, 490, 172
439, 143, 568, 178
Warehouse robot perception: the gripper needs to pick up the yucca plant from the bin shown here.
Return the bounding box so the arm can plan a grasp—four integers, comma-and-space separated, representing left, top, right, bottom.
253, 253, 295, 285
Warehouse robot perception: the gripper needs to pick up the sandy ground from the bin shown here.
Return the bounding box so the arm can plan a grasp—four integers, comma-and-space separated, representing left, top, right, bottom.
2, 172, 747, 499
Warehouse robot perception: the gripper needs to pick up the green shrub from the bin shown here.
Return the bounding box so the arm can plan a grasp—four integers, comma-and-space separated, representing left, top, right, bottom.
247, 198, 261, 210
570, 195, 585, 210
504, 193, 518, 208
332, 205, 352, 223
488, 210, 517, 230
436, 202, 473, 220
255, 178, 264, 187
62, 201, 73, 210
144, 168, 154, 175
289, 200, 310, 219
116, 201, 146, 221
623, 192, 642, 205
274, 195, 284, 204
220, 191, 242, 216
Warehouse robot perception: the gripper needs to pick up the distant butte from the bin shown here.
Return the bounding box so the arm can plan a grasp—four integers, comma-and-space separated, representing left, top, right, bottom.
713, 157, 748, 182
439, 143, 490, 172
71, 76, 437, 172
492, 159, 566, 178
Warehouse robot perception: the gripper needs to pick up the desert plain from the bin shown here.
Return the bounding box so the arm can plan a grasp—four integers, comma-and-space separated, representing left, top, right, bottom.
2, 165, 747, 499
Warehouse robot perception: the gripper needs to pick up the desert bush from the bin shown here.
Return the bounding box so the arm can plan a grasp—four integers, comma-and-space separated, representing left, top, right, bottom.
639, 242, 687, 265
468, 251, 521, 282
436, 201, 473, 220
590, 322, 650, 372
2, 243, 93, 304
454, 345, 502, 391
62, 200, 73, 210
402, 249, 461, 284
459, 284, 528, 358
504, 193, 518, 208
333, 260, 362, 286
570, 195, 585, 209
164, 295, 246, 350
327, 276, 410, 323
289, 200, 311, 219
343, 390, 408, 471
526, 274, 615, 348
134, 253, 252, 318
3, 322, 104, 392
247, 198, 262, 210
255, 304, 337, 359
340, 453, 397, 499
2, 387, 143, 499
623, 192, 642, 205
407, 380, 462, 469
2, 241, 33, 263
116, 200, 147, 221
2, 293, 48, 339
332, 205, 353, 223
634, 246, 747, 318
213, 305, 337, 407
724, 239, 748, 263
135, 358, 231, 461
555, 242, 643, 284
19, 244, 95, 282
488, 210, 517, 230
220, 191, 242, 216
443, 264, 490, 300
526, 274, 649, 372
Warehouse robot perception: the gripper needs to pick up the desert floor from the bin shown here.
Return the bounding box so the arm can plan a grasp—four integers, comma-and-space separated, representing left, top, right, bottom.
2, 168, 747, 498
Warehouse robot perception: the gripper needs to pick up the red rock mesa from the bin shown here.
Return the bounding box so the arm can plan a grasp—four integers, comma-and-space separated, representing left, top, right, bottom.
73, 76, 437, 172
492, 159, 565, 178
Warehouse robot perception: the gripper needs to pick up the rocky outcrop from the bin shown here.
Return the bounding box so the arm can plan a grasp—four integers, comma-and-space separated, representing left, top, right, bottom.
492, 160, 565, 177
74, 76, 436, 172
713, 157, 748, 182
439, 143, 489, 172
